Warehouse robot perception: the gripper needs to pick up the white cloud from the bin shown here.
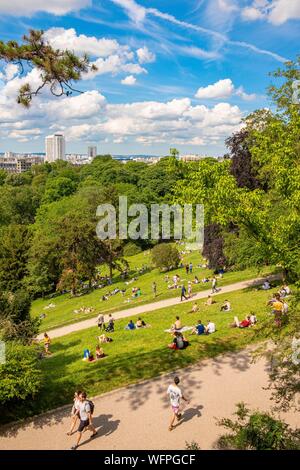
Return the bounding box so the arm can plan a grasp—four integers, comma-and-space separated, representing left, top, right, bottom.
178, 45, 220, 60
45, 91, 106, 120
241, 0, 300, 25
0, 0, 91, 16
112, 0, 287, 62
110, 0, 146, 23
136, 46, 156, 64
0, 64, 19, 82
195, 79, 234, 99
195, 79, 256, 101
44, 28, 123, 57
121, 75, 137, 85
269, 0, 300, 25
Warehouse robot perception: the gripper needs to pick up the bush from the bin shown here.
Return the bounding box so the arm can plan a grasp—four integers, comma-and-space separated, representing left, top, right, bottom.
0, 342, 42, 405
216, 403, 300, 450
123, 242, 142, 257
151, 243, 180, 271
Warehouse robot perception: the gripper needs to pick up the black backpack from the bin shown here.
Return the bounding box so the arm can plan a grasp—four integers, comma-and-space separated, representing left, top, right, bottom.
86, 400, 95, 415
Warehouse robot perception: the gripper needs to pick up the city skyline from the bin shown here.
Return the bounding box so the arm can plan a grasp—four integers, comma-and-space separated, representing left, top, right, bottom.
0, 1, 299, 155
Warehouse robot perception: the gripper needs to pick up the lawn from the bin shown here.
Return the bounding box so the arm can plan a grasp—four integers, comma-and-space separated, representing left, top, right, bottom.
5, 286, 280, 424
31, 248, 278, 332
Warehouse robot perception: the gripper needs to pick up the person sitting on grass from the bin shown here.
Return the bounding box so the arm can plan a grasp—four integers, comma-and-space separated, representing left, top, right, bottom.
171, 316, 182, 332
205, 295, 215, 306
189, 302, 199, 313
125, 319, 136, 330
136, 317, 147, 328
193, 276, 199, 284
220, 300, 231, 312
168, 332, 189, 350
95, 345, 106, 359
191, 320, 205, 335
88, 351, 95, 362
205, 320, 216, 334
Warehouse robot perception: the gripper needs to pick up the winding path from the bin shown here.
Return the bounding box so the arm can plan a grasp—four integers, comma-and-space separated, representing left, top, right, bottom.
0, 348, 297, 450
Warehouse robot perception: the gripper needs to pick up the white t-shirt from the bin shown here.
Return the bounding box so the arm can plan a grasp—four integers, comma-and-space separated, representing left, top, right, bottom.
207, 322, 216, 333
78, 401, 91, 421
167, 385, 182, 407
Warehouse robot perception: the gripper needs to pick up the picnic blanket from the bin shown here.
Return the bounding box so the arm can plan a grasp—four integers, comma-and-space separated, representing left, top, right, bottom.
164, 326, 193, 333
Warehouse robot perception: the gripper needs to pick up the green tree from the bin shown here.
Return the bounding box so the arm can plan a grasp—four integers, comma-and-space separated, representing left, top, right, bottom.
0, 224, 31, 292
0, 342, 42, 406
151, 243, 180, 271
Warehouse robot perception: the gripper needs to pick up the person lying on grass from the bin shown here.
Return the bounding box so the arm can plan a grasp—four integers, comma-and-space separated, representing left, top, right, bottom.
97, 334, 113, 344
168, 331, 189, 350
230, 315, 257, 328
205, 295, 216, 306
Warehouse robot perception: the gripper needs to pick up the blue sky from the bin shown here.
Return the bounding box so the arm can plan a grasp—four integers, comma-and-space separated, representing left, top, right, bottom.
0, 0, 299, 156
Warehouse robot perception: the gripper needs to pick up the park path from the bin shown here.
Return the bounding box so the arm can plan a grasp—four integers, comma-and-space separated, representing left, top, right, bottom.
38, 275, 280, 340
0, 347, 297, 450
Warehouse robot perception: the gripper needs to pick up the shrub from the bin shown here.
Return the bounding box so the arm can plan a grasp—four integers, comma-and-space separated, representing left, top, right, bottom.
216, 403, 300, 450
123, 242, 142, 257
151, 243, 180, 271
0, 342, 42, 405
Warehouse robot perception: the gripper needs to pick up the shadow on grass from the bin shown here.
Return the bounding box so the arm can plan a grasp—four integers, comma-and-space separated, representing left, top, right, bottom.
0, 334, 257, 432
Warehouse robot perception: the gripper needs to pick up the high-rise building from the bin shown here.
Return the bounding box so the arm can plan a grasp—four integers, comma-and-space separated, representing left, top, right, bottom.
45, 134, 66, 162
87, 146, 97, 159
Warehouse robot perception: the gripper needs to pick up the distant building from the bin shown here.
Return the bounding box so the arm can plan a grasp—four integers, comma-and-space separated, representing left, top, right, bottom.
45, 134, 65, 162
87, 146, 97, 159
179, 154, 205, 162
0, 156, 43, 173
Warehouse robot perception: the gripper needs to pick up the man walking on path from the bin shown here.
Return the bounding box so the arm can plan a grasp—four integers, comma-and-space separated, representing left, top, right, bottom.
181, 284, 188, 301
211, 276, 218, 294
71, 392, 97, 450
167, 376, 189, 431
97, 313, 105, 331
152, 281, 157, 298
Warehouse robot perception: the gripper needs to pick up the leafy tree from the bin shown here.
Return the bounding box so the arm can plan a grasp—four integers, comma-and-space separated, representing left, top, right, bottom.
0, 290, 39, 343
227, 128, 260, 190
203, 223, 226, 270
0, 29, 97, 106
0, 224, 31, 292
216, 403, 300, 450
42, 176, 77, 204
254, 292, 300, 412
151, 243, 180, 271
0, 342, 42, 405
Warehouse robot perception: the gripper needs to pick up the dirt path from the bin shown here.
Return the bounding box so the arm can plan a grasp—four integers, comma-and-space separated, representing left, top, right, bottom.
0, 348, 297, 450
38, 275, 279, 340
